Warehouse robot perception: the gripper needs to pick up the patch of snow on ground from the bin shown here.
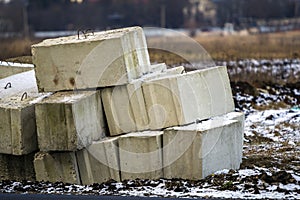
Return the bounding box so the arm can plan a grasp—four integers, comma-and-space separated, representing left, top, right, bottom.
245, 109, 300, 143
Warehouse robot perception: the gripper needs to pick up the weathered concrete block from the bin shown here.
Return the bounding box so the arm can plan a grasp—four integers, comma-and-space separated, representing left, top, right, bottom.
0, 153, 35, 181
163, 112, 244, 180
0, 61, 33, 79
118, 131, 163, 180
0, 93, 49, 155
102, 66, 185, 136
34, 152, 80, 184
32, 26, 151, 92
36, 90, 106, 151
0, 70, 38, 99
76, 137, 120, 185
224, 112, 245, 164
143, 66, 234, 130
102, 66, 232, 136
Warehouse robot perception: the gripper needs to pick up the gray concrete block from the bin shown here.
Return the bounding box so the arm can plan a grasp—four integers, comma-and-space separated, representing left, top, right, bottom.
102, 66, 232, 136
0, 61, 33, 79
143, 66, 234, 130
32, 26, 151, 92
76, 137, 120, 185
36, 90, 106, 151
223, 112, 245, 164
101, 81, 147, 136
0, 93, 50, 155
0, 152, 35, 181
34, 152, 80, 184
163, 112, 244, 180
101, 66, 185, 136
118, 131, 163, 180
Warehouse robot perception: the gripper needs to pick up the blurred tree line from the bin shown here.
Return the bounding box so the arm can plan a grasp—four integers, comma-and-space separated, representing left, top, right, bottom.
28, 0, 187, 31
0, 0, 299, 32
216, 0, 300, 28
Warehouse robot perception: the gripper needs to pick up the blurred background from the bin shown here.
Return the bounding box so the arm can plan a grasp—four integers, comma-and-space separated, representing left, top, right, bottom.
0, 0, 300, 61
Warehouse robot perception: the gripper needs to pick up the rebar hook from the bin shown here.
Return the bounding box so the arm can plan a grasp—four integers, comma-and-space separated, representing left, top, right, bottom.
21, 92, 28, 101
4, 82, 11, 89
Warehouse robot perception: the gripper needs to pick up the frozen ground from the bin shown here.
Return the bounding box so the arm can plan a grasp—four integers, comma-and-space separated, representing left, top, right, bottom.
0, 59, 299, 199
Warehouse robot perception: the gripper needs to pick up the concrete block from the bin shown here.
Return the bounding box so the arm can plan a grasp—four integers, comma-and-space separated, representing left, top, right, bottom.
32, 26, 151, 92
118, 131, 163, 180
34, 152, 80, 184
224, 112, 245, 164
101, 66, 185, 136
0, 93, 50, 155
163, 112, 244, 180
101, 81, 147, 136
143, 66, 234, 130
76, 137, 120, 185
0, 152, 35, 181
0, 61, 34, 79
102, 66, 232, 136
0, 70, 38, 99
36, 90, 106, 151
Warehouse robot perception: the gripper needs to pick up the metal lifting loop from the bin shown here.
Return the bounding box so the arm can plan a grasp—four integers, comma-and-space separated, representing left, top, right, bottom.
77, 29, 84, 39
21, 92, 28, 101
77, 29, 94, 39
4, 82, 11, 89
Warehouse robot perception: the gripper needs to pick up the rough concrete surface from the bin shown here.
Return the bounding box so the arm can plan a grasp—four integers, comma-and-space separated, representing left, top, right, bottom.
34, 152, 80, 184
101, 66, 185, 136
0, 152, 36, 181
163, 112, 244, 180
32, 26, 151, 92
36, 90, 106, 151
143, 66, 234, 130
76, 137, 120, 185
0, 93, 49, 155
118, 131, 163, 180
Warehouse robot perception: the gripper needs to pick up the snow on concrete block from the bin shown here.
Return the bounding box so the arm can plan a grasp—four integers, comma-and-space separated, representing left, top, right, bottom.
163, 112, 244, 180
0, 61, 34, 79
0, 70, 38, 99
149, 63, 167, 73
143, 66, 234, 130
36, 90, 106, 151
0, 153, 35, 181
118, 131, 163, 180
76, 137, 120, 185
34, 152, 80, 184
0, 93, 50, 155
32, 26, 151, 92
101, 66, 185, 136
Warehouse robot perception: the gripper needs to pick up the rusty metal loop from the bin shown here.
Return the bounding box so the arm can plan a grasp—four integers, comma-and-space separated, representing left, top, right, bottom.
77, 29, 85, 39
21, 92, 28, 101
77, 29, 94, 39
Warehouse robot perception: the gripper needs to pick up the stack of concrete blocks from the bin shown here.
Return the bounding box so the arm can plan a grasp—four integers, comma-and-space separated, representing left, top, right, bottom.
0, 26, 244, 184
0, 70, 50, 181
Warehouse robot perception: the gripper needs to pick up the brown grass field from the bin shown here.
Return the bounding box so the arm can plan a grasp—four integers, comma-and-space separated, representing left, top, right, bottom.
1, 30, 300, 63
196, 30, 300, 60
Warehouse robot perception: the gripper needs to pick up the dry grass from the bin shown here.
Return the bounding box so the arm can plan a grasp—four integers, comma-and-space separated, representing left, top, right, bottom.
0, 38, 40, 61
1, 30, 300, 63
196, 30, 300, 61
